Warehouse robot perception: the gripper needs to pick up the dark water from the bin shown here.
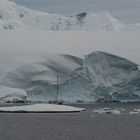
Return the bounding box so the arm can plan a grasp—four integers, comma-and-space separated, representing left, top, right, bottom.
0, 103, 140, 140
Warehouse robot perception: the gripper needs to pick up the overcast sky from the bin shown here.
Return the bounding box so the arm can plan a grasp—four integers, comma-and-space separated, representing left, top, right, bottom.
15, 0, 140, 23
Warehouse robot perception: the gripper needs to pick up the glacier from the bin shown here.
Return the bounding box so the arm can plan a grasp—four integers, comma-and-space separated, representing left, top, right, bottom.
0, 50, 140, 102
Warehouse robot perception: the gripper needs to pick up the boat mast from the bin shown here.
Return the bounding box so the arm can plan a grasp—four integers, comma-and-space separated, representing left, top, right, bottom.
56, 75, 59, 101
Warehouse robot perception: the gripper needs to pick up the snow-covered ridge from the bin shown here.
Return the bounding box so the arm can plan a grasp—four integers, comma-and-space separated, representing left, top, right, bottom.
0, 0, 139, 31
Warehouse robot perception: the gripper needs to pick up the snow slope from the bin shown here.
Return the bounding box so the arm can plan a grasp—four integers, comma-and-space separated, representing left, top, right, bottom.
0, 0, 139, 31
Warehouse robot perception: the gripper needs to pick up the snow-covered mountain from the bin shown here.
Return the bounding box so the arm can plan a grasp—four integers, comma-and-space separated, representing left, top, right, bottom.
0, 0, 140, 31
0, 51, 140, 102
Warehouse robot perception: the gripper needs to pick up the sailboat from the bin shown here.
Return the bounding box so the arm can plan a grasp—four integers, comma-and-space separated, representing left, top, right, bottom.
48, 75, 64, 105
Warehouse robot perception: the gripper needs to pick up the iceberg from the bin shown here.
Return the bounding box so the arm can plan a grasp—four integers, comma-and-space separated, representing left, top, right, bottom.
1, 51, 140, 102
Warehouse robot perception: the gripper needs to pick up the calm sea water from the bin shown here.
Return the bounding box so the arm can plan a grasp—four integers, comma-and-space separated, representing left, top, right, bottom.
0, 102, 140, 140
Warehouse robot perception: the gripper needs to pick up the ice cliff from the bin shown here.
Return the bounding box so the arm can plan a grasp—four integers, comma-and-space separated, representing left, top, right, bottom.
1, 51, 140, 102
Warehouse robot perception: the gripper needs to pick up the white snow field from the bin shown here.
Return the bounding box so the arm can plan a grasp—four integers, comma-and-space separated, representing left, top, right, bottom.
0, 104, 85, 112
0, 0, 140, 31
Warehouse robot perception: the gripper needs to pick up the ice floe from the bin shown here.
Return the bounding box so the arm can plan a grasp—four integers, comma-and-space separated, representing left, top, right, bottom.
93, 108, 121, 114
0, 103, 85, 113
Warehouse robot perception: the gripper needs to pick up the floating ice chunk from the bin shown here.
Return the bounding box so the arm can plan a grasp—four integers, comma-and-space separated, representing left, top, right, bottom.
103, 107, 111, 110
134, 109, 140, 112
93, 108, 107, 114
129, 109, 140, 114
93, 108, 121, 114
129, 111, 139, 114
111, 109, 121, 114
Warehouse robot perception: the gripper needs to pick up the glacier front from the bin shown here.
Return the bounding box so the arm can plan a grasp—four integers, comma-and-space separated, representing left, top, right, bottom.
0, 51, 140, 102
